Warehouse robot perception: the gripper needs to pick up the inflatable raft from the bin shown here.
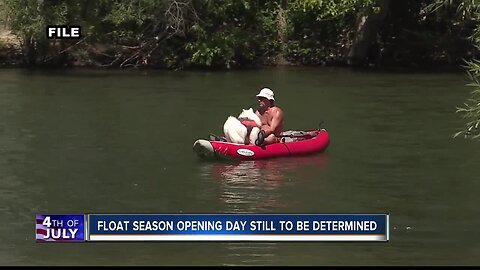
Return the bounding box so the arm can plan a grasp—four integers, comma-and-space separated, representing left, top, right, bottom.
193, 129, 330, 160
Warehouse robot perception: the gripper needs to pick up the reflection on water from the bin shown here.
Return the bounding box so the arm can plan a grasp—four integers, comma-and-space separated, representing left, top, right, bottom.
200, 154, 328, 265
198, 155, 329, 266
222, 242, 278, 266
213, 160, 286, 213
199, 154, 330, 213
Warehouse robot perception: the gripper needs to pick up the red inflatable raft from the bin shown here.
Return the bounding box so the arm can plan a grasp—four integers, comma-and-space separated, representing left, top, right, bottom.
193, 129, 330, 160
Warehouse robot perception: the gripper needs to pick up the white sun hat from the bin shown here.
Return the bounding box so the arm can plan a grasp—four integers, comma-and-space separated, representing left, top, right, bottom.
256, 87, 275, 101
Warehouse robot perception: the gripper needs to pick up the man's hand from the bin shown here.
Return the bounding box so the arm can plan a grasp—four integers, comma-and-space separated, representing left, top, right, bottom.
255, 130, 266, 146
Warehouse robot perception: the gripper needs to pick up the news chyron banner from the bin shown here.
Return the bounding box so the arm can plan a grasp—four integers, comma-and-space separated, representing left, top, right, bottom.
36, 214, 389, 242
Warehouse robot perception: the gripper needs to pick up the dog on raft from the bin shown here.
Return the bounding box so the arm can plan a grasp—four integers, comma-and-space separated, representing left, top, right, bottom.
223, 108, 262, 145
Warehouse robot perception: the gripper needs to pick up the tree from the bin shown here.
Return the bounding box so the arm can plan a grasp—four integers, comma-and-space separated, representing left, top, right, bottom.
346, 0, 390, 66
426, 0, 480, 139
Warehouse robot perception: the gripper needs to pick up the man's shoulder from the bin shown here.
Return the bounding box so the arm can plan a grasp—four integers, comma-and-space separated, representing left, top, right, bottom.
271, 106, 284, 114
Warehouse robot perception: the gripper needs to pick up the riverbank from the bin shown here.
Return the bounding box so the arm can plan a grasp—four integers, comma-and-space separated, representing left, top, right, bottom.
0, 28, 469, 72
0, 28, 21, 67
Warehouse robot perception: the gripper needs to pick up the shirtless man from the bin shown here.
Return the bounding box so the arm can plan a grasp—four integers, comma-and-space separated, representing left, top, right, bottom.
254, 87, 284, 146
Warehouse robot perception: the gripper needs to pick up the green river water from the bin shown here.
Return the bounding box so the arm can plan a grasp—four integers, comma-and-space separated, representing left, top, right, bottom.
0, 67, 479, 265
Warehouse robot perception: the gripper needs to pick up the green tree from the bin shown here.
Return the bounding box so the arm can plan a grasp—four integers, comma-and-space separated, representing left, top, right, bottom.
426, 0, 480, 139
0, 0, 475, 69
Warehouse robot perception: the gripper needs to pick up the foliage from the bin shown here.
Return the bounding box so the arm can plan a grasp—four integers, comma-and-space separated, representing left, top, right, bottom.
454, 60, 480, 139
184, 0, 265, 68
0, 0, 477, 70
426, 0, 480, 140
288, 0, 374, 21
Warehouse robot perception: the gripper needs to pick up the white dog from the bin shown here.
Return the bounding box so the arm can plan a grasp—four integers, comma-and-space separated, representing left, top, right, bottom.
223, 108, 262, 145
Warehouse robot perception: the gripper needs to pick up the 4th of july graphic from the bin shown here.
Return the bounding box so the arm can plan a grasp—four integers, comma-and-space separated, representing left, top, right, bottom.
36, 215, 85, 242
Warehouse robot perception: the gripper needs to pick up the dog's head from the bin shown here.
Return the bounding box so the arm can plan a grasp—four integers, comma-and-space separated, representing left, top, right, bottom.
238, 108, 261, 127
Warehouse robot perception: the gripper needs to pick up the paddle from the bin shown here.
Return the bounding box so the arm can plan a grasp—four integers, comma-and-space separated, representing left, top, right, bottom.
277, 121, 325, 138
277, 131, 319, 138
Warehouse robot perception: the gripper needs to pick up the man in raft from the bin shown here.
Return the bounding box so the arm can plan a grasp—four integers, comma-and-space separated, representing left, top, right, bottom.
253, 87, 284, 146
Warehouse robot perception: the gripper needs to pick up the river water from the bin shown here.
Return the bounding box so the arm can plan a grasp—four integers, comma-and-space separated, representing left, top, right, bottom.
0, 67, 479, 265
